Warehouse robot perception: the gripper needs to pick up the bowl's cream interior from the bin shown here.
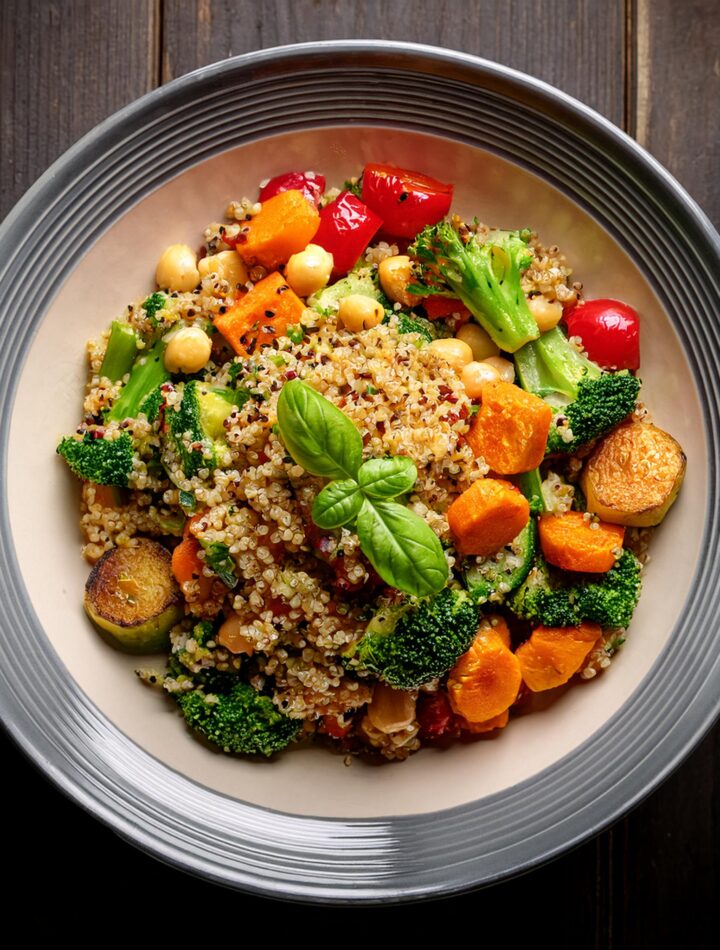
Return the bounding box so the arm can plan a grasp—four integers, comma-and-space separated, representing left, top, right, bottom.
9, 127, 705, 818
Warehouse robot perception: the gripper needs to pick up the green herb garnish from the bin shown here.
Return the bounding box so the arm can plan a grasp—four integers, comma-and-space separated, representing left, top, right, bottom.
277, 380, 448, 597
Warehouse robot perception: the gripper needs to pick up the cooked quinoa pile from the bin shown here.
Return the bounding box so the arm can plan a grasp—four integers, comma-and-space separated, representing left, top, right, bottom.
61, 168, 674, 762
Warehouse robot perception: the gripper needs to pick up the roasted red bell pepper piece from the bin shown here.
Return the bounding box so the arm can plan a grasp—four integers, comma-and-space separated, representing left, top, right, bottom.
361, 163, 453, 239
421, 296, 471, 321
312, 191, 382, 278
258, 170, 325, 207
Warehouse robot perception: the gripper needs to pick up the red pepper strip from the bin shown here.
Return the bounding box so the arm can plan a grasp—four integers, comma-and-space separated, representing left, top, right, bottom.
361, 162, 453, 239
258, 170, 325, 207
422, 296, 471, 321
312, 191, 382, 278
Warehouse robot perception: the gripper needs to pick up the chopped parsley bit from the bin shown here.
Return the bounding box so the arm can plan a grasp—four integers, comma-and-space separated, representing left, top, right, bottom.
366, 384, 378, 395
179, 490, 196, 515
286, 324, 305, 344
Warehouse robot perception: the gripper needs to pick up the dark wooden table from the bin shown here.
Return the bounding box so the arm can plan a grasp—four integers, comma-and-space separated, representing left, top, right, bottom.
2, 0, 718, 936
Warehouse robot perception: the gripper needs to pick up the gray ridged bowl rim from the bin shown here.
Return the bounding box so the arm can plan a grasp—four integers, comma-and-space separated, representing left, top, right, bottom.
1, 41, 719, 903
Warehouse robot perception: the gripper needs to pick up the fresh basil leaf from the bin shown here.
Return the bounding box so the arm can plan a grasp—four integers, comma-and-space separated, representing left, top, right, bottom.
356, 498, 448, 597
277, 379, 363, 480
357, 456, 418, 499
312, 479, 363, 529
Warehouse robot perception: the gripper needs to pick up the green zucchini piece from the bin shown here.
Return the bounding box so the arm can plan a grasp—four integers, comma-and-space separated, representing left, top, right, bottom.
84, 538, 183, 653
464, 519, 537, 604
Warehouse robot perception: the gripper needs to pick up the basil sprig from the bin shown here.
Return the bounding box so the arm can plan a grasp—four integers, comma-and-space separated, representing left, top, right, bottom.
277, 380, 448, 597
277, 378, 362, 479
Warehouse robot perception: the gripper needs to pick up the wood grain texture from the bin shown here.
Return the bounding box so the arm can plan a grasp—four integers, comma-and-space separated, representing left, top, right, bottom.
0, 0, 158, 215
632, 0, 720, 224
162, 0, 626, 122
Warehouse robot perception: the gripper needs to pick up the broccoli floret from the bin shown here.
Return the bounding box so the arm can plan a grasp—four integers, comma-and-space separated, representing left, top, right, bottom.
175, 682, 301, 757
164, 380, 242, 479
395, 313, 439, 344
510, 550, 642, 629
57, 431, 134, 486
515, 327, 640, 454
409, 222, 540, 352
142, 291, 167, 326
106, 338, 170, 422
464, 520, 537, 604
99, 321, 138, 382
139, 385, 165, 424
308, 270, 382, 315
344, 587, 481, 689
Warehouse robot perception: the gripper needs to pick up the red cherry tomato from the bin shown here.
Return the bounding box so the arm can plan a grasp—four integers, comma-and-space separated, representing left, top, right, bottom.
564, 298, 640, 371
361, 163, 453, 239
258, 171, 325, 206
312, 191, 382, 278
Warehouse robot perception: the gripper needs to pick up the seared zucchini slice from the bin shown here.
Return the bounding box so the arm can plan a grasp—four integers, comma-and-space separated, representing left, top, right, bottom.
464, 519, 537, 603
84, 538, 183, 653
581, 421, 686, 527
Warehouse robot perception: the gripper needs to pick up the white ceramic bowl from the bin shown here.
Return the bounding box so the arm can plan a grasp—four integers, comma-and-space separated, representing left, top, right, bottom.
1, 42, 719, 902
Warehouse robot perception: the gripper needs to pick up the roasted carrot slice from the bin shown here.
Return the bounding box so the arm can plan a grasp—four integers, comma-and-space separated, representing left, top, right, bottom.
466, 379, 552, 474
447, 477, 530, 557
214, 271, 306, 357
516, 622, 602, 692
538, 511, 625, 573
447, 618, 522, 723
236, 189, 320, 270
171, 536, 213, 600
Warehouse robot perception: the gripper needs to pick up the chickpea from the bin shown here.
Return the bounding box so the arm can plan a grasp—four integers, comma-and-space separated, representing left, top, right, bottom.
427, 337, 474, 372
527, 295, 563, 332
483, 355, 515, 383
337, 294, 384, 332
456, 322, 500, 361
285, 244, 334, 297
155, 243, 200, 293
164, 325, 212, 374
367, 683, 416, 734
217, 613, 255, 656
461, 360, 501, 398
378, 255, 420, 308
197, 249, 249, 289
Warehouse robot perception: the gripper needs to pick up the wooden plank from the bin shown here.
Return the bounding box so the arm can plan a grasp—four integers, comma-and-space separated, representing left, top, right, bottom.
631, 0, 720, 224
610, 2, 720, 942
0, 0, 158, 216
162, 0, 626, 123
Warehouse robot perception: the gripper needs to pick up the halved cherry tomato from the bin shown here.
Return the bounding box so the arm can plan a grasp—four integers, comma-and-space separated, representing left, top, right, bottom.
564, 298, 640, 371
361, 163, 453, 239
258, 171, 325, 207
312, 191, 382, 278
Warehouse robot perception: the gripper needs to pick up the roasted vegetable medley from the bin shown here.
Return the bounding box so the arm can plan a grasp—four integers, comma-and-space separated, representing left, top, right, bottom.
58, 163, 686, 760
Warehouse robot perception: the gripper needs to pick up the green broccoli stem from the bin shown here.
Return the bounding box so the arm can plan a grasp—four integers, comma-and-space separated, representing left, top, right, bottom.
106, 338, 170, 422
411, 223, 540, 352
100, 322, 139, 382
514, 327, 601, 401
440, 229, 539, 352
